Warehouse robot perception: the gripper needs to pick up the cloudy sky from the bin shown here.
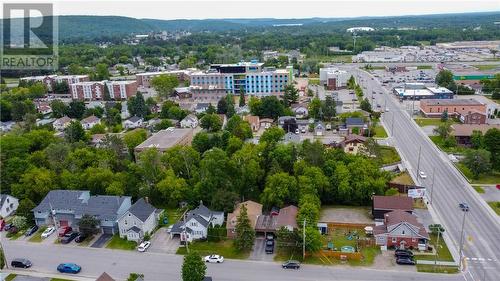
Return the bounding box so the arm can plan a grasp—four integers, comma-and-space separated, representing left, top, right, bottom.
3, 0, 500, 19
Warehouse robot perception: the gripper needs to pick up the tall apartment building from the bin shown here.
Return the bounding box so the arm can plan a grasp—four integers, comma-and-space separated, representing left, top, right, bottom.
70, 80, 138, 101
136, 70, 191, 88
189, 61, 292, 100
20, 75, 89, 91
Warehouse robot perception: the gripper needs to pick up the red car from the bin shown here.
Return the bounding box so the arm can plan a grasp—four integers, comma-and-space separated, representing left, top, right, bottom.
58, 226, 72, 237
496, 184, 500, 190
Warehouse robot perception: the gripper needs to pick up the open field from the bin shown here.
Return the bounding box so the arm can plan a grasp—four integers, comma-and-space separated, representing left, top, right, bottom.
391, 172, 414, 185
373, 125, 388, 138
377, 146, 401, 165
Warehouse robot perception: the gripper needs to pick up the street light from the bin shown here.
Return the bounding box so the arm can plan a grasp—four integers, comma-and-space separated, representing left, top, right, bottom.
458, 203, 469, 270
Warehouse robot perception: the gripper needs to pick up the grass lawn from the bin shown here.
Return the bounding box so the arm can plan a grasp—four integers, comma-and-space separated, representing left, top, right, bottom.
417, 65, 433, 70
77, 235, 95, 247
176, 239, 250, 259
328, 55, 353, 63
106, 235, 137, 250
457, 164, 500, 184
5, 274, 17, 281
391, 172, 414, 185
473, 186, 485, 194
416, 264, 459, 274
429, 136, 466, 154
414, 118, 452, 127
3, 77, 19, 84
308, 78, 320, 85
373, 125, 388, 138
473, 64, 499, 71
28, 226, 47, 243
274, 246, 380, 267
415, 233, 454, 262
377, 146, 401, 165
7, 230, 25, 240
164, 208, 183, 227
488, 202, 500, 215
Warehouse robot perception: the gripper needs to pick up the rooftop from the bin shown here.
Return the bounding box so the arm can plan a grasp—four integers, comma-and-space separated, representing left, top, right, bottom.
135, 128, 193, 151
421, 98, 484, 106
451, 124, 500, 136
373, 195, 413, 211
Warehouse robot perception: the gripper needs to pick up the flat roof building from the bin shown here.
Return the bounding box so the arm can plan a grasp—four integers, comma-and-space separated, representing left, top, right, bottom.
393, 83, 453, 100
134, 128, 194, 155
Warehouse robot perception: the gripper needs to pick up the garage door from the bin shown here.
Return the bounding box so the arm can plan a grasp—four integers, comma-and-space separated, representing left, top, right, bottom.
102, 226, 114, 234
59, 220, 69, 227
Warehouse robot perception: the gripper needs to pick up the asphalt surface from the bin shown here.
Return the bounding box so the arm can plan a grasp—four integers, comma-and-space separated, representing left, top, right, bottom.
2, 240, 462, 281
343, 65, 500, 281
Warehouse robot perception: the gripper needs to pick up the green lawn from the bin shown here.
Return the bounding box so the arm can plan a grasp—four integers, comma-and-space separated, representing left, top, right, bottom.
473, 64, 499, 71
106, 235, 137, 250
28, 226, 47, 243
164, 208, 183, 227
457, 164, 500, 184
488, 202, 500, 215
473, 186, 485, 194
415, 233, 454, 262
377, 146, 401, 165
429, 136, 466, 154
274, 246, 380, 267
176, 239, 250, 259
417, 65, 433, 70
308, 78, 320, 85
7, 230, 25, 240
416, 264, 459, 274
3, 77, 19, 84
5, 274, 17, 281
391, 172, 415, 185
373, 125, 388, 138
415, 118, 453, 127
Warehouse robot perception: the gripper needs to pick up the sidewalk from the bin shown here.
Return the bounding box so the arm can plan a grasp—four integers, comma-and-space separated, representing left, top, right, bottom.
1, 270, 95, 281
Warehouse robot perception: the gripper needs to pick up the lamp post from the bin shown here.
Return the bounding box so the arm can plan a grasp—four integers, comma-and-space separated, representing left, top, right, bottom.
416, 146, 422, 175
430, 169, 436, 205
458, 205, 469, 270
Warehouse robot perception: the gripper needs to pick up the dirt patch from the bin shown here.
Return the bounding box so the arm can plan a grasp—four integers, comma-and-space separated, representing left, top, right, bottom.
320, 206, 373, 224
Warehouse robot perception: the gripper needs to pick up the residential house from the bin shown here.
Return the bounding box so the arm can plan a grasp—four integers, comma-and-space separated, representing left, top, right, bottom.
53, 116, 73, 131
195, 103, 211, 114
32, 190, 131, 234
345, 117, 367, 134
81, 115, 100, 130
339, 134, 367, 155
0, 121, 16, 132
283, 132, 301, 144
170, 203, 224, 242
123, 116, 144, 129
255, 205, 299, 235
118, 198, 162, 242
35, 102, 52, 115
372, 195, 413, 220
278, 116, 296, 126
314, 122, 325, 136
0, 194, 19, 218
96, 272, 116, 281
451, 124, 500, 147
227, 201, 263, 238
91, 134, 106, 147
173, 87, 192, 99
296, 119, 311, 133
180, 114, 199, 129
259, 118, 274, 130
243, 115, 260, 132
374, 210, 429, 250
291, 104, 308, 118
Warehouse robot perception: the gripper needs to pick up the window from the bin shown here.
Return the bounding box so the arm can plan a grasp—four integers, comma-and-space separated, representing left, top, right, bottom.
392, 237, 397, 243
402, 230, 405, 235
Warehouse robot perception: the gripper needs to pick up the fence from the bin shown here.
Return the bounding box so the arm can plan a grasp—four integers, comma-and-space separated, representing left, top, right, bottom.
388, 182, 425, 194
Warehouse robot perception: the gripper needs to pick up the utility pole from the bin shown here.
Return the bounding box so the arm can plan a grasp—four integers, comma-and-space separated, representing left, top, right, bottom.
183, 211, 189, 253
303, 219, 306, 260
391, 112, 395, 136
430, 169, 436, 204
416, 146, 422, 175
458, 207, 468, 270
434, 227, 441, 268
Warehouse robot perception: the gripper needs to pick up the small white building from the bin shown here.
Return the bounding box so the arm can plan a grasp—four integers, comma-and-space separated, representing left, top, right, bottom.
117, 198, 161, 242
80, 115, 101, 130
53, 116, 72, 131
291, 104, 308, 118
123, 116, 144, 129
180, 114, 199, 128
170, 203, 224, 242
0, 194, 19, 218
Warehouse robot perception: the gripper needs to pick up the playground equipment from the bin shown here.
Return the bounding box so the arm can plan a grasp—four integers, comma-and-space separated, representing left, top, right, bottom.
341, 245, 355, 253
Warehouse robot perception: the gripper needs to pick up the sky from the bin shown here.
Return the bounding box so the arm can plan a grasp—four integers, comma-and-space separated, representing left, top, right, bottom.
2, 0, 500, 20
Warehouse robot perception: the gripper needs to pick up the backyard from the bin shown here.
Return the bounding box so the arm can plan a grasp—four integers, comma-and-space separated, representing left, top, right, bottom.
106, 235, 137, 250
373, 125, 388, 138
176, 239, 250, 259
415, 233, 454, 262
391, 172, 415, 185
414, 117, 457, 127
377, 146, 401, 166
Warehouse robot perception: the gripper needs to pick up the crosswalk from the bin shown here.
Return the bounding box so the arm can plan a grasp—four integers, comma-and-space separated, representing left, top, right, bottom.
465, 257, 498, 264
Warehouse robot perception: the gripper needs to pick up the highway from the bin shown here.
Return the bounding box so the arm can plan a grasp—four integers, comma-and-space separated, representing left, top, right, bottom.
345, 65, 500, 281
1, 240, 462, 281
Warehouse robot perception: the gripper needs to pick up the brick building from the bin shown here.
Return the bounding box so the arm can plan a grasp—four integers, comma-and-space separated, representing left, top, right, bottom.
70, 80, 137, 101
420, 99, 487, 124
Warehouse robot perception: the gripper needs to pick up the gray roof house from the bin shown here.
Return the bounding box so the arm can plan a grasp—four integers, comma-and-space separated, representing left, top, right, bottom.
283, 132, 301, 144
32, 190, 131, 234
170, 203, 224, 242
315, 122, 325, 136
118, 198, 162, 242
0, 194, 19, 218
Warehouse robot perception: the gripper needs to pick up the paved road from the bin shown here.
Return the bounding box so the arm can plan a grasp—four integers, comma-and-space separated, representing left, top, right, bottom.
2, 240, 463, 281
344, 65, 500, 281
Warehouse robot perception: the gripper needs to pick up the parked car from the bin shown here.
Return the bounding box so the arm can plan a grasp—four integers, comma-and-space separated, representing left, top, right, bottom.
204, 254, 224, 263
11, 258, 32, 268
459, 203, 470, 212
8, 226, 18, 234
61, 232, 79, 244
265, 240, 274, 254
396, 257, 416, 265
58, 226, 72, 237
496, 184, 500, 190
25, 225, 39, 237
74, 233, 88, 243
266, 233, 274, 241
282, 260, 300, 269
41, 226, 56, 238
395, 249, 414, 258
3, 223, 13, 232
57, 263, 81, 274
137, 241, 151, 252
419, 171, 427, 179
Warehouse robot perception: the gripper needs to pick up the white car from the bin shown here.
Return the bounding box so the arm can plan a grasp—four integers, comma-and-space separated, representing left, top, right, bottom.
204, 254, 224, 263
419, 171, 427, 179
41, 226, 55, 239
137, 241, 151, 252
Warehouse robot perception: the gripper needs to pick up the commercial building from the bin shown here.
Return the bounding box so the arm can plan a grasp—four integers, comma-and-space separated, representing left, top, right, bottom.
135, 70, 191, 88
393, 83, 453, 100
319, 67, 349, 90
372, 195, 413, 220
451, 124, 500, 147
189, 61, 292, 100
20, 75, 89, 92
70, 80, 137, 101
134, 128, 194, 155
420, 99, 487, 124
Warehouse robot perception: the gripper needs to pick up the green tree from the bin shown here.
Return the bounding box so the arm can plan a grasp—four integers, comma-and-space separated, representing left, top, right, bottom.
347, 75, 356, 89
162, 145, 200, 180
433, 121, 452, 139
260, 126, 285, 144
11, 167, 56, 203
322, 96, 336, 120
181, 251, 206, 281
155, 169, 190, 207
123, 128, 147, 157
78, 214, 100, 237
234, 204, 255, 252
239, 86, 246, 107
283, 84, 299, 106
484, 128, 500, 170
200, 113, 222, 132
302, 226, 322, 252
261, 172, 298, 208
50, 100, 68, 118
225, 94, 236, 118
308, 97, 322, 120
128, 92, 149, 118
462, 149, 492, 179
217, 97, 228, 114
385, 188, 399, 196
258, 96, 284, 119
64, 121, 86, 143
360, 98, 372, 112
95, 63, 110, 80
67, 100, 86, 119
15, 199, 36, 222
151, 74, 180, 99
470, 130, 484, 149
11, 216, 27, 230
435, 70, 457, 93
441, 110, 449, 122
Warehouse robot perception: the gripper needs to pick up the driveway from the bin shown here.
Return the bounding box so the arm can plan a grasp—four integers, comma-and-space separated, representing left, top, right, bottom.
90, 234, 112, 248
149, 228, 180, 254
248, 237, 275, 261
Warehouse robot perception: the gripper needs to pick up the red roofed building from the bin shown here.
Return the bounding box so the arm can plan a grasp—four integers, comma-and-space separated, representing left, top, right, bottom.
374, 210, 429, 250
372, 195, 413, 220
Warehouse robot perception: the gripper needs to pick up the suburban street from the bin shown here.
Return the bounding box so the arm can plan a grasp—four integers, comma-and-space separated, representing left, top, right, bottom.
1, 240, 462, 281
344, 65, 500, 281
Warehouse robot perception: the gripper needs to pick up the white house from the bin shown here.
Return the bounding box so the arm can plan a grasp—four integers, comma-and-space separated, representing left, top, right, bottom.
180, 114, 199, 128
170, 203, 224, 242
117, 198, 161, 242
0, 194, 19, 218
53, 116, 73, 131
123, 116, 144, 129
292, 104, 308, 118
80, 115, 101, 130
195, 103, 211, 114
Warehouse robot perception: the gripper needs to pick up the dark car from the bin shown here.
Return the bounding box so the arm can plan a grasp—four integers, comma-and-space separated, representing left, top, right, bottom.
74, 233, 88, 243
57, 263, 81, 274
59, 226, 72, 237
3, 223, 13, 231
11, 258, 32, 268
282, 260, 300, 269
265, 240, 274, 254
395, 249, 414, 258
459, 203, 469, 212
61, 232, 79, 244
25, 225, 39, 237
8, 226, 18, 234
396, 257, 416, 265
